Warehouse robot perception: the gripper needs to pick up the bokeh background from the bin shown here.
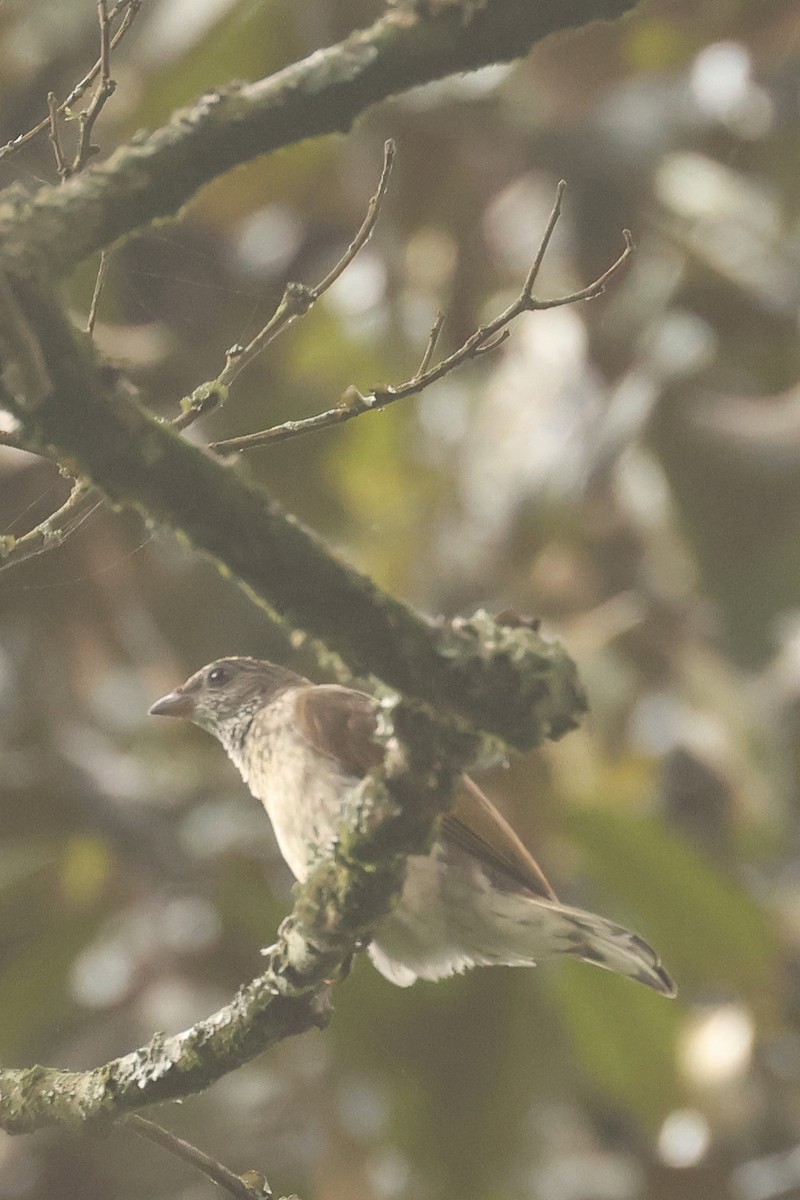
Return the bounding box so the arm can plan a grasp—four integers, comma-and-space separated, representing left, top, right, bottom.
2, 1, 800, 1198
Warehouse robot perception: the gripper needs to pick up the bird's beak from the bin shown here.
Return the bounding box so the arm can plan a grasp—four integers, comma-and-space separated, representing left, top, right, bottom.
149, 688, 195, 718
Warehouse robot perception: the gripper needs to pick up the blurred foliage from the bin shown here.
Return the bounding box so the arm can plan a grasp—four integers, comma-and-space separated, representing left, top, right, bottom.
2, 1, 800, 1199
561, 809, 776, 1001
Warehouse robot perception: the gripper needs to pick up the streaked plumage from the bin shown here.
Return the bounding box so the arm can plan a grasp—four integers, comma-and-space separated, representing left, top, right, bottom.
151, 657, 675, 996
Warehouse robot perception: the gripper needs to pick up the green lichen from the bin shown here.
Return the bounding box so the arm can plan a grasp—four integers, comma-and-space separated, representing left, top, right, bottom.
179, 380, 228, 416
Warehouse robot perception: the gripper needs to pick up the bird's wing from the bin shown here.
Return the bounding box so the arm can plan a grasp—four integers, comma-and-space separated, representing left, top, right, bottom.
293, 684, 384, 777
443, 776, 558, 902
294, 684, 557, 901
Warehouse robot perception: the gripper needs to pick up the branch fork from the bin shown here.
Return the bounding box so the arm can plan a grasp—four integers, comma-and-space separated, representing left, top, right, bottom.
209, 178, 633, 453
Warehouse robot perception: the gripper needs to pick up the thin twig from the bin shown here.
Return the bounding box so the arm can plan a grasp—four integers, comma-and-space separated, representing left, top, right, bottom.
221, 138, 395, 389
0, 1, 140, 163
211, 188, 635, 452
172, 139, 396, 432
521, 178, 566, 298
45, 2, 120, 329
5, 0, 117, 566
414, 309, 446, 379
70, 0, 117, 176
308, 138, 396, 298
126, 1115, 272, 1200
47, 93, 69, 180
0, 280, 101, 570
86, 251, 110, 336
0, 480, 101, 571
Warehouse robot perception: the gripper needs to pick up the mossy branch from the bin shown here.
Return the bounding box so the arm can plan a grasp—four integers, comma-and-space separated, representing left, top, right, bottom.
0, 0, 642, 276
0, 272, 586, 750
0, 699, 471, 1134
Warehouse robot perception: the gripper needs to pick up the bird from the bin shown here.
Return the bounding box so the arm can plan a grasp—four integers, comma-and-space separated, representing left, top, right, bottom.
150, 657, 675, 996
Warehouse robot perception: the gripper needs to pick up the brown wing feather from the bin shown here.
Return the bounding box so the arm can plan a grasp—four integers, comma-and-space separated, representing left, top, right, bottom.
443, 776, 558, 901
293, 685, 384, 778
294, 685, 556, 900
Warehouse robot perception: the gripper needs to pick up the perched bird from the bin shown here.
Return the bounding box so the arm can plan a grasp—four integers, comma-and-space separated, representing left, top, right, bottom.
150, 658, 675, 996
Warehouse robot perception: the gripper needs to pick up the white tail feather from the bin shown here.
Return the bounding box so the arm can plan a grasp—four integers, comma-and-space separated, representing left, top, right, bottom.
369, 854, 676, 996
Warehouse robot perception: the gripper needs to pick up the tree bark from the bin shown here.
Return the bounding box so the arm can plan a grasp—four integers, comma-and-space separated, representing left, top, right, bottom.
0, 0, 641, 278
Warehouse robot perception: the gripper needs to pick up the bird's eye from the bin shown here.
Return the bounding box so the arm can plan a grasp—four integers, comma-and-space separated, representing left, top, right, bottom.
207, 666, 230, 687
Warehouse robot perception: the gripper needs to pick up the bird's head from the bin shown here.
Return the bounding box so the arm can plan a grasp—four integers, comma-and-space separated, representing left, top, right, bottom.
149, 657, 305, 746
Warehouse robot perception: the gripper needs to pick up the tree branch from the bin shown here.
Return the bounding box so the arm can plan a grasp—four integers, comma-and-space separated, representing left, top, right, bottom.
0, 0, 643, 278
0, 699, 473, 1134
212, 187, 634, 452
173, 139, 397, 433
0, 270, 586, 750
126, 1115, 272, 1200
0, 479, 98, 569
69, 0, 118, 177
0, 1, 140, 164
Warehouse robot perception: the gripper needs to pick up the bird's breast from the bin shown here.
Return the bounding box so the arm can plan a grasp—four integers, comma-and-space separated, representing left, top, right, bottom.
231, 689, 358, 881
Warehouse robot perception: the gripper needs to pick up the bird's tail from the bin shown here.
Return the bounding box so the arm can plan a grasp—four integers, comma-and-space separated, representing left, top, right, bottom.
368, 855, 676, 994
539, 900, 676, 996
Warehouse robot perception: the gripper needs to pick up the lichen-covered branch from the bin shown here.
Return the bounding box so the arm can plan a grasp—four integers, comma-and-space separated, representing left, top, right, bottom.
0, 699, 472, 1134
0, 272, 585, 750
0, 479, 97, 569
0, 0, 642, 278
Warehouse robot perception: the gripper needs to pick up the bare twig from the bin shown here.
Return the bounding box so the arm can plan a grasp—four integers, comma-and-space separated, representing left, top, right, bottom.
211, 185, 635, 452
171, 139, 396, 432
47, 93, 69, 180
415, 309, 446, 378
521, 176, 566, 295
70, 0, 117, 176
308, 139, 396, 299
0, 278, 96, 568
126, 1115, 272, 1200
0, 479, 100, 570
0, 1, 141, 163
224, 137, 394, 386
86, 251, 110, 336
75, 1, 118, 334
16, 1, 127, 346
